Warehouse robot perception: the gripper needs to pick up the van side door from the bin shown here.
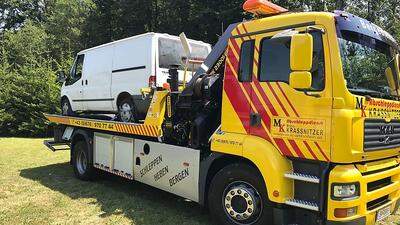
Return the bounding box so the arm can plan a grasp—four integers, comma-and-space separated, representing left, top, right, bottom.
82, 47, 113, 111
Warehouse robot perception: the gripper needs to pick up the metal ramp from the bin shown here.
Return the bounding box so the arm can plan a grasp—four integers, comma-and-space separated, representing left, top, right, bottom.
44, 114, 160, 137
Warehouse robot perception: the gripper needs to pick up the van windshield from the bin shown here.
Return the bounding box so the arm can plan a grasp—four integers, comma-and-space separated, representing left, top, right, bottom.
158, 38, 210, 72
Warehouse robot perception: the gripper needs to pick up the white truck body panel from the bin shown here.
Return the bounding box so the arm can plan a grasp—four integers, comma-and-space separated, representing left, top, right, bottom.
134, 139, 200, 202
92, 132, 200, 202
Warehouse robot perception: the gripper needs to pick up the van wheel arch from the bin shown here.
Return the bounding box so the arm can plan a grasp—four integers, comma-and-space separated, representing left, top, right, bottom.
61, 95, 69, 103
116, 92, 134, 108
61, 96, 74, 115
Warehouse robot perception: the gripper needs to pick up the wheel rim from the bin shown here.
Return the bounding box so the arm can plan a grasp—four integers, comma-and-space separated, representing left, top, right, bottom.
76, 150, 87, 175
119, 103, 133, 122
222, 181, 263, 225
62, 102, 69, 115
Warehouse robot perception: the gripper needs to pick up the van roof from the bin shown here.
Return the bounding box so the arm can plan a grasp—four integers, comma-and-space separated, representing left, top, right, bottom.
78, 32, 211, 54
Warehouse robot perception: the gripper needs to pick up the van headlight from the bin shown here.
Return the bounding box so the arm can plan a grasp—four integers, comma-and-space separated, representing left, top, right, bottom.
331, 183, 359, 200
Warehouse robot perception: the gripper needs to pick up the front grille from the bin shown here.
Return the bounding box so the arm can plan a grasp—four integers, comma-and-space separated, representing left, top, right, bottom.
367, 195, 390, 210
364, 119, 400, 151
367, 177, 392, 192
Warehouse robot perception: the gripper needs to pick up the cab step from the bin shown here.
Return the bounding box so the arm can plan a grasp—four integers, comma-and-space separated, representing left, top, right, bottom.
284, 172, 320, 184
285, 198, 319, 211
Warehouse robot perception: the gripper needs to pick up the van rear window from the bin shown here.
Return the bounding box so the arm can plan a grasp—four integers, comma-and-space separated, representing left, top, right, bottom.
158, 38, 209, 72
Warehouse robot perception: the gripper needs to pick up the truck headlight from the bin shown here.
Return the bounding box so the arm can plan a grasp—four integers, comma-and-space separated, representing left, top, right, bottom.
331, 183, 359, 200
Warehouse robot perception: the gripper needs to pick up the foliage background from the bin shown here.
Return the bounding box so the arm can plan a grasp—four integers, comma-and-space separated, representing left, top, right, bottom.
0, 0, 399, 137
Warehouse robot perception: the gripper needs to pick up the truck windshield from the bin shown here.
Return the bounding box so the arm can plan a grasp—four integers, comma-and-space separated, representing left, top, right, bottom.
159, 38, 210, 72
338, 30, 399, 100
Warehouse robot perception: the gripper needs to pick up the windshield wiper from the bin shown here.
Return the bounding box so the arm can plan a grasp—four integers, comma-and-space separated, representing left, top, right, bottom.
347, 86, 396, 99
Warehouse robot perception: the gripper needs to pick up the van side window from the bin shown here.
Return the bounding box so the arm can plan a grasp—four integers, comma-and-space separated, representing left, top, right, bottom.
238, 40, 255, 82
66, 55, 84, 86
258, 32, 325, 91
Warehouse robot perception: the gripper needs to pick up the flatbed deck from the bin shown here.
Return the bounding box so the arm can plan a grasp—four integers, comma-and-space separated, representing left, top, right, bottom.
44, 114, 160, 137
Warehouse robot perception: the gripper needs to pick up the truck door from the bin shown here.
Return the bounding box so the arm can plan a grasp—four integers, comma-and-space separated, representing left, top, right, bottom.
236, 24, 332, 161
221, 37, 252, 134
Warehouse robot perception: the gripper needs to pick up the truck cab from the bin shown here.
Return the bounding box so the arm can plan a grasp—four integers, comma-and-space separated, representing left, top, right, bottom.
210, 8, 400, 225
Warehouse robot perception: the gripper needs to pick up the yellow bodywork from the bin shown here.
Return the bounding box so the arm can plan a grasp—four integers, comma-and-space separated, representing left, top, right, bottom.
143, 90, 168, 128
211, 132, 293, 203
327, 158, 400, 223
211, 11, 400, 224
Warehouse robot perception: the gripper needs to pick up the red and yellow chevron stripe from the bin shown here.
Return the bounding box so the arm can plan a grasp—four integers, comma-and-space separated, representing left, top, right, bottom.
221, 23, 330, 162
45, 114, 160, 137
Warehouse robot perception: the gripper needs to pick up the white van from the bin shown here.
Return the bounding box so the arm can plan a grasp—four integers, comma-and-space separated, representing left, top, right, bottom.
60, 33, 211, 122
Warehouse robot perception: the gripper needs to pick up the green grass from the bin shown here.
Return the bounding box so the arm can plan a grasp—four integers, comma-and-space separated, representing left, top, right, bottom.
0, 138, 211, 225
0, 138, 398, 225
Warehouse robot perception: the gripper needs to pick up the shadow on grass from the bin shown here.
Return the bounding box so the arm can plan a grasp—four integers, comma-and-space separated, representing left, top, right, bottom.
20, 162, 213, 225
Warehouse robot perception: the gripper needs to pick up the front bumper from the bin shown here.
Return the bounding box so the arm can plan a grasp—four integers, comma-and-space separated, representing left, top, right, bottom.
326, 217, 366, 225
327, 158, 400, 225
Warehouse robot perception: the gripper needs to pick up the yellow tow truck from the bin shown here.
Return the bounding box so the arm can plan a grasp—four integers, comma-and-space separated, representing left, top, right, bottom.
44, 1, 400, 224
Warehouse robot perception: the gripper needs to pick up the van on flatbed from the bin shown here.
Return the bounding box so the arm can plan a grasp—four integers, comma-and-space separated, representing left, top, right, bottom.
60, 32, 211, 122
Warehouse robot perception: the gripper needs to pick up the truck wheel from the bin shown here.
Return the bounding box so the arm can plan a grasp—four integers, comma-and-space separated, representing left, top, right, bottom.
208, 163, 273, 225
118, 98, 136, 123
72, 140, 95, 180
61, 98, 74, 116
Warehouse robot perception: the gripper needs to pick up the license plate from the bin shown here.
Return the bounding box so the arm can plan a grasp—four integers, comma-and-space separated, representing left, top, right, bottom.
376, 206, 391, 222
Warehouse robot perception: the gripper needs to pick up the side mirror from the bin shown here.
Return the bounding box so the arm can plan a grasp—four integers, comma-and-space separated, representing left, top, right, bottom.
289, 33, 313, 90
289, 72, 312, 90
395, 54, 400, 84
385, 67, 396, 95
57, 71, 66, 83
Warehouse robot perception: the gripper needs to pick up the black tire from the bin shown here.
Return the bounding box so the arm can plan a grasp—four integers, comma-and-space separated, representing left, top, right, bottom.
208, 163, 274, 225
72, 140, 96, 181
117, 97, 137, 123
61, 98, 74, 116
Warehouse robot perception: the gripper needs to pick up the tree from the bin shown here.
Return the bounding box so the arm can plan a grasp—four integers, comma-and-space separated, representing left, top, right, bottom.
0, 0, 47, 31
0, 22, 60, 137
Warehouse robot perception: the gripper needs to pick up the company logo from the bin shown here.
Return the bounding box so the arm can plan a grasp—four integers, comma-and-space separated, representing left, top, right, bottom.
379, 124, 394, 144
356, 97, 367, 117
273, 119, 285, 132
379, 125, 394, 135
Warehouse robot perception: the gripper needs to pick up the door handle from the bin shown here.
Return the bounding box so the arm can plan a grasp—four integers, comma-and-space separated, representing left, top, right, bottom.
81, 80, 84, 86
85, 80, 88, 85
250, 112, 261, 127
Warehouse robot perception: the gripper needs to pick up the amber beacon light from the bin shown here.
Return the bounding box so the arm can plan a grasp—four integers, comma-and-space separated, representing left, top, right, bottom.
243, 0, 288, 16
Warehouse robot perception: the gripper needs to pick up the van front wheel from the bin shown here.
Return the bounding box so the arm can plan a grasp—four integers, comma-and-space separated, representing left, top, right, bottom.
61, 98, 74, 116
118, 98, 136, 123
